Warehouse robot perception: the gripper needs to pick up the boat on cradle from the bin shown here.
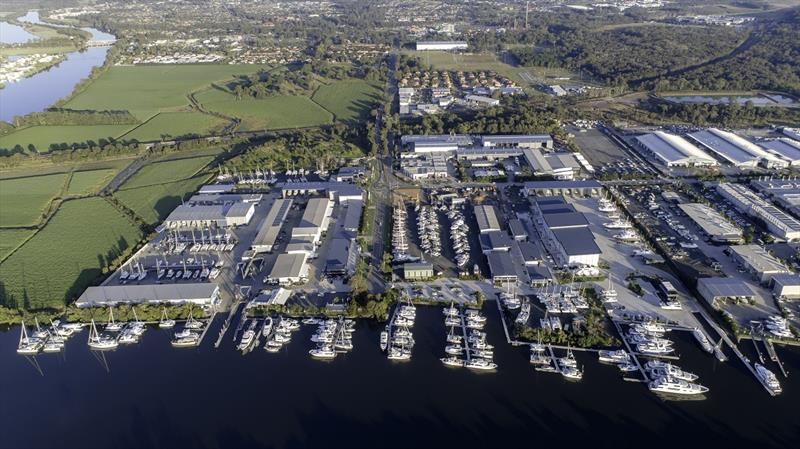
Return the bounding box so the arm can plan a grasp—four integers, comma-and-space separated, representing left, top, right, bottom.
158, 307, 176, 329
17, 323, 44, 355
88, 319, 118, 350
309, 344, 337, 359
104, 307, 124, 332
441, 356, 465, 367
692, 327, 714, 353
598, 349, 630, 364
648, 376, 708, 396
465, 358, 497, 371
755, 363, 782, 395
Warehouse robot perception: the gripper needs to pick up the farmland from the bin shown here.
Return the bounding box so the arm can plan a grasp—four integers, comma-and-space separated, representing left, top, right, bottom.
64, 64, 268, 120
0, 172, 65, 227
119, 155, 215, 189
196, 89, 333, 131
115, 176, 209, 225
120, 112, 229, 142
0, 197, 143, 310
0, 229, 34, 260
403, 50, 533, 85
66, 168, 117, 195
312, 80, 383, 122
0, 124, 134, 152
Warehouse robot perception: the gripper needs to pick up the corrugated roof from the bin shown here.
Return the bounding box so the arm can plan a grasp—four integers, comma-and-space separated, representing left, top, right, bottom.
697, 277, 754, 297
487, 251, 517, 278
543, 212, 588, 229
552, 227, 600, 256
474, 205, 501, 232
269, 253, 308, 279
76, 284, 219, 306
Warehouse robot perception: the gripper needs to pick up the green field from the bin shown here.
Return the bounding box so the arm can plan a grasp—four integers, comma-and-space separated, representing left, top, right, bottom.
64, 64, 268, 120
0, 173, 66, 227
0, 229, 34, 260
120, 112, 229, 142
0, 124, 135, 152
120, 155, 214, 190
115, 176, 208, 225
196, 89, 333, 131
312, 80, 382, 122
66, 169, 117, 195
0, 198, 143, 309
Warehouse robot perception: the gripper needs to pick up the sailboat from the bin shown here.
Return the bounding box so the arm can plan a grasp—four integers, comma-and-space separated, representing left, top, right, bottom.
105, 306, 124, 332
159, 307, 176, 328
88, 319, 118, 350
17, 322, 44, 355
184, 308, 204, 329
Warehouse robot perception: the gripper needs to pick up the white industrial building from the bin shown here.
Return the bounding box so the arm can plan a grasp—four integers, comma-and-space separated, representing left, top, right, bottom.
267, 253, 310, 286
532, 196, 600, 267
716, 183, 800, 241
634, 131, 718, 167
291, 198, 333, 244
480, 135, 554, 149
677, 203, 742, 243
759, 138, 800, 166
164, 202, 255, 229
729, 244, 792, 284
696, 277, 754, 308
76, 284, 220, 308
474, 205, 501, 233
771, 274, 800, 299
251, 199, 293, 253
464, 94, 500, 107
689, 128, 788, 169
522, 149, 582, 180
280, 182, 362, 203
415, 41, 468, 51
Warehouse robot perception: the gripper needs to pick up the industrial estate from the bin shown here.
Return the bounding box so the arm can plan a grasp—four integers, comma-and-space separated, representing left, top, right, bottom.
3, 0, 800, 408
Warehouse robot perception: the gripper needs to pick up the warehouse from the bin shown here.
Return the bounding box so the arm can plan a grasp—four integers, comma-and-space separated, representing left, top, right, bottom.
677, 203, 742, 243
760, 138, 800, 166
781, 127, 800, 141
415, 41, 468, 51
697, 277, 754, 308
464, 95, 500, 107
716, 183, 800, 241
285, 236, 316, 255
522, 149, 582, 180
252, 198, 293, 253
342, 200, 363, 235
487, 251, 518, 284
480, 230, 513, 254
750, 179, 800, 217
634, 131, 718, 167
400, 154, 450, 180
198, 184, 234, 194
508, 219, 527, 241
455, 147, 522, 161
188, 193, 262, 205
771, 274, 800, 299
551, 228, 601, 267
689, 128, 788, 169
523, 180, 603, 197
403, 262, 434, 280
400, 134, 472, 150
279, 182, 362, 203
291, 198, 333, 244
532, 196, 600, 267
76, 284, 220, 308
474, 204, 501, 233
164, 202, 255, 228
267, 253, 309, 286
729, 244, 792, 284
519, 241, 543, 266
480, 135, 553, 149
325, 237, 357, 277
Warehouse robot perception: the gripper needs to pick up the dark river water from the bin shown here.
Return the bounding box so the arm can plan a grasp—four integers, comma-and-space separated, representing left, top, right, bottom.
0, 305, 797, 449
0, 11, 115, 123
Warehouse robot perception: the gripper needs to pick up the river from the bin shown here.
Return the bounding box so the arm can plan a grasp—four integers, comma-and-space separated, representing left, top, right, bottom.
0, 305, 797, 449
0, 11, 116, 123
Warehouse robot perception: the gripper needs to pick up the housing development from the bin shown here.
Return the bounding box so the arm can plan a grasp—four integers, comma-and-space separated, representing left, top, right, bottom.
2, 1, 800, 447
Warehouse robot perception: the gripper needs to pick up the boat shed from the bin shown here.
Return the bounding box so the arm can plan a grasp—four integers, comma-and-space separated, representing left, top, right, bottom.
267, 253, 309, 286
729, 244, 791, 284
760, 138, 800, 166
198, 184, 235, 194
76, 284, 220, 308
403, 262, 434, 280
689, 128, 787, 169
697, 277, 754, 308
634, 131, 718, 167
487, 251, 518, 284
771, 274, 800, 299
251, 198, 293, 253
508, 219, 528, 241
480, 135, 553, 149
164, 202, 255, 228
474, 205, 501, 233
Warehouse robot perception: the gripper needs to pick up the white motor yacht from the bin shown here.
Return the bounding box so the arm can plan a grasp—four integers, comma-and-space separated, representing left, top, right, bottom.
42, 339, 64, 353
755, 363, 782, 395
387, 346, 412, 361
618, 362, 638, 372
445, 345, 464, 355
603, 219, 631, 229
561, 366, 583, 380
261, 317, 273, 337
237, 321, 257, 351
171, 334, 199, 348
444, 317, 461, 327
598, 349, 630, 364
648, 364, 699, 382
465, 358, 497, 371
648, 376, 708, 396
441, 356, 464, 367
636, 341, 674, 355
118, 331, 139, 345
309, 345, 337, 359
264, 339, 283, 352
692, 328, 714, 353
379, 329, 389, 351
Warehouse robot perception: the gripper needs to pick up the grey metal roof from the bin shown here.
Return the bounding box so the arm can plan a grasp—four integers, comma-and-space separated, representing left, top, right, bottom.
269, 253, 308, 279
552, 228, 600, 256
299, 198, 331, 228
487, 251, 517, 278
697, 277, 754, 297
252, 199, 293, 250
76, 283, 219, 306
730, 244, 790, 274
518, 241, 543, 262
474, 205, 501, 232
198, 184, 234, 194
771, 273, 800, 286
325, 237, 352, 272
166, 204, 228, 222
508, 219, 527, 237
543, 212, 588, 229
226, 202, 254, 218
481, 135, 552, 144
480, 230, 513, 251
342, 200, 363, 233
524, 180, 602, 190
761, 138, 800, 162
